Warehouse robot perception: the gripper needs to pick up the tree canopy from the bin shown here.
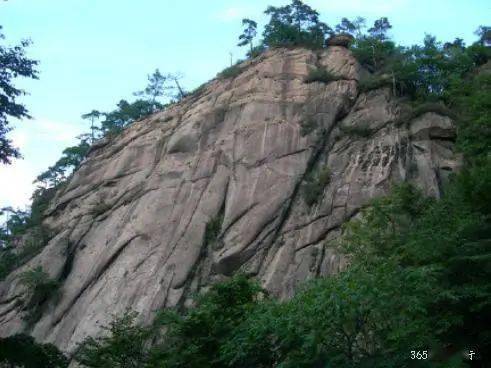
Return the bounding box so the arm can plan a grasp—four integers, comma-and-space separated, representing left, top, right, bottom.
0, 25, 38, 164
262, 0, 331, 49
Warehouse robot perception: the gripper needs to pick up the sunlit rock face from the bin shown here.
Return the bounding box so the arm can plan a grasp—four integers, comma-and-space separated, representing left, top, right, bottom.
0, 47, 460, 352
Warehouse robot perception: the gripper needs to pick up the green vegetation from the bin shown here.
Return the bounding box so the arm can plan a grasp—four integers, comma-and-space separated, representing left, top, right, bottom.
0, 334, 68, 368
447, 71, 491, 161
0, 25, 39, 164
247, 44, 266, 59
395, 102, 457, 127
300, 118, 318, 136
262, 0, 331, 49
74, 311, 151, 368
235, 0, 332, 55
19, 267, 60, 326
349, 23, 491, 102
217, 63, 244, 79
302, 166, 331, 207
304, 68, 340, 84
237, 19, 257, 54
204, 211, 224, 250
188, 83, 207, 97
0, 207, 51, 281
357, 74, 392, 93
74, 276, 264, 368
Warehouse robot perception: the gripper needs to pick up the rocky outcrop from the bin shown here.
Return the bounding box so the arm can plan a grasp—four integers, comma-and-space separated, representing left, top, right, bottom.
0, 47, 460, 353
326, 33, 354, 47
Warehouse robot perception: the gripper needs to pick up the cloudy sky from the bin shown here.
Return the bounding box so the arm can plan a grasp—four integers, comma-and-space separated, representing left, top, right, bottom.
1, 0, 489, 210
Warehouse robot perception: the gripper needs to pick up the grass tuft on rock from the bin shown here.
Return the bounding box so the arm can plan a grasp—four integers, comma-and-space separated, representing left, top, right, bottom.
204, 212, 224, 249
19, 266, 60, 326
300, 119, 318, 136
218, 63, 245, 79
302, 166, 331, 207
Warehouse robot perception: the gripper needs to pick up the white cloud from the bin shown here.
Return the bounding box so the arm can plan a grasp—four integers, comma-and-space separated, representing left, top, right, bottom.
30, 118, 82, 143
0, 158, 35, 210
0, 118, 84, 211
214, 6, 253, 22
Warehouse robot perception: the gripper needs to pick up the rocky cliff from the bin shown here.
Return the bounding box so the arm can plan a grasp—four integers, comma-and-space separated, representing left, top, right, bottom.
0, 47, 460, 352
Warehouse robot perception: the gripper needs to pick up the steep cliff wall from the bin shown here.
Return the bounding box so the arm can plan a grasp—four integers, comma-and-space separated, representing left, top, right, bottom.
0, 47, 460, 352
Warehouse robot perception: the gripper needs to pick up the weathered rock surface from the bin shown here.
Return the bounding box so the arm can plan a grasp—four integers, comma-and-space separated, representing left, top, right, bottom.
0, 47, 460, 353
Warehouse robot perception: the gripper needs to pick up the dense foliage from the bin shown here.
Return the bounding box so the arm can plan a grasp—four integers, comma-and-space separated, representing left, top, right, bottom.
0, 25, 39, 164
262, 0, 331, 49
0, 334, 68, 368
236, 0, 332, 53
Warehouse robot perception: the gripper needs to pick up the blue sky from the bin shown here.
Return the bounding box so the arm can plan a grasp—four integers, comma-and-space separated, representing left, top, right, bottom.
0, 0, 489, 210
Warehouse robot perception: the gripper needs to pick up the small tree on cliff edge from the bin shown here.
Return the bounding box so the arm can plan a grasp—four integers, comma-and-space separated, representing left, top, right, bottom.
134, 68, 168, 104
81, 110, 102, 142
238, 18, 258, 54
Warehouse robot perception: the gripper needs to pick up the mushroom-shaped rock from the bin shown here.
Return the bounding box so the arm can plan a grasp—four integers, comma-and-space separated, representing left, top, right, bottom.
326, 33, 354, 48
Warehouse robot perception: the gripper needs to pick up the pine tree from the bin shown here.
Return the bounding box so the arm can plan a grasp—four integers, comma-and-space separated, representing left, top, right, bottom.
237, 18, 257, 54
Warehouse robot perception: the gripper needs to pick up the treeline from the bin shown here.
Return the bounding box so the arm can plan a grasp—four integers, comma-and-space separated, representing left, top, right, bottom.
234, 1, 490, 103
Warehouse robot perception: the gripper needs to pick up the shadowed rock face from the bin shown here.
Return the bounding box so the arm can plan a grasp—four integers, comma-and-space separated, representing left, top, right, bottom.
0, 47, 460, 352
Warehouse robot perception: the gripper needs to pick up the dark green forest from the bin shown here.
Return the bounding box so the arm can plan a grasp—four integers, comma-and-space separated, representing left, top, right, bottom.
1, 0, 490, 367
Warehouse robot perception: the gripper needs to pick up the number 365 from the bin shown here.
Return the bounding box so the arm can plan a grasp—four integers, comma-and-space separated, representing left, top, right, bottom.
410, 350, 428, 360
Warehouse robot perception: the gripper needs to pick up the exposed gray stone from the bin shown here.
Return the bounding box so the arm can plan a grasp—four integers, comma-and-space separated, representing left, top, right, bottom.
0, 47, 460, 354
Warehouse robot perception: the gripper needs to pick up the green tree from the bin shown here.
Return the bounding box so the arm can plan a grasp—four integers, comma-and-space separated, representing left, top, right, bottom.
335, 16, 366, 37
81, 110, 102, 142
0, 206, 30, 240
0, 334, 68, 368
0, 205, 52, 281
475, 25, 491, 45
350, 17, 398, 73
75, 311, 153, 368
19, 266, 60, 325
35, 136, 90, 188
223, 264, 435, 367
237, 18, 258, 54
368, 17, 392, 40
98, 99, 162, 136
166, 72, 186, 101
134, 69, 168, 103
147, 275, 263, 368
262, 0, 331, 49
447, 72, 491, 160
0, 25, 39, 164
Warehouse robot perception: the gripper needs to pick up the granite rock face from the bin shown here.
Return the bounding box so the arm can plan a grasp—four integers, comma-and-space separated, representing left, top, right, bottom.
0, 47, 460, 352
